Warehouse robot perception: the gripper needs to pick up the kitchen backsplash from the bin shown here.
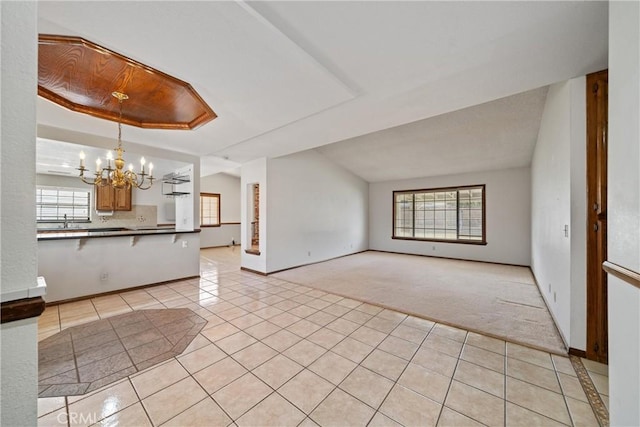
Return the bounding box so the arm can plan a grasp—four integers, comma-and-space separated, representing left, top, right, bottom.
37, 205, 158, 229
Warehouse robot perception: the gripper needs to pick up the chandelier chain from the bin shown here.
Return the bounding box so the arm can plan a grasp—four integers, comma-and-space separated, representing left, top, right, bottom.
117, 96, 122, 149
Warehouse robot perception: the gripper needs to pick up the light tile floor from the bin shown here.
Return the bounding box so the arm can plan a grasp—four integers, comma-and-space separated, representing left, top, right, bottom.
38, 248, 602, 426
581, 357, 609, 411
38, 308, 207, 397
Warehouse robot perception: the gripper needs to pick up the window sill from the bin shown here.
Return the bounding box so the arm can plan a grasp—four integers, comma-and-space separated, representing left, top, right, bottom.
245, 248, 261, 256
200, 224, 221, 228
392, 236, 487, 245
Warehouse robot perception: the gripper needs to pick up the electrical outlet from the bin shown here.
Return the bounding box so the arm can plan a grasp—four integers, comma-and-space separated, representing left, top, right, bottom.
554, 291, 557, 302
100, 272, 109, 281
182, 240, 188, 248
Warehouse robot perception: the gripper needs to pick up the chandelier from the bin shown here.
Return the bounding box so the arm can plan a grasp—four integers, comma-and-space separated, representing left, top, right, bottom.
77, 92, 154, 190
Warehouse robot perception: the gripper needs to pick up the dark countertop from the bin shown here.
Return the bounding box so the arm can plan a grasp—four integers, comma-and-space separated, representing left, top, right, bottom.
37, 227, 201, 241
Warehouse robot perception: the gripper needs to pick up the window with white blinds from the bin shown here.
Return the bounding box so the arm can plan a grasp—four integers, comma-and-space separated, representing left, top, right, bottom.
393, 185, 486, 244
200, 193, 220, 226
36, 187, 91, 222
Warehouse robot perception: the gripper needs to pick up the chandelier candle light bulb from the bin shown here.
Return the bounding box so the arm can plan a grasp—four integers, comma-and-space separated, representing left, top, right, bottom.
76, 91, 154, 190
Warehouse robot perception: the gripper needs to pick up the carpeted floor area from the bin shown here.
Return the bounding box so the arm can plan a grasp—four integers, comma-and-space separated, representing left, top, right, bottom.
273, 251, 566, 354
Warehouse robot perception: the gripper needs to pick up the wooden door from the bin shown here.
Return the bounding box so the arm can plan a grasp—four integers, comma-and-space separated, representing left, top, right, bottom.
586, 69, 608, 363
95, 185, 114, 211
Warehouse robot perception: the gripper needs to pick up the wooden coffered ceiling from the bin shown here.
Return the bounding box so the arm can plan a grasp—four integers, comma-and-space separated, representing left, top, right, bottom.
38, 34, 216, 130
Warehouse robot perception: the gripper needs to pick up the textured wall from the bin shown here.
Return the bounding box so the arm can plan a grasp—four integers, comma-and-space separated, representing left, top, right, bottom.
0, 2, 39, 425
607, 2, 640, 425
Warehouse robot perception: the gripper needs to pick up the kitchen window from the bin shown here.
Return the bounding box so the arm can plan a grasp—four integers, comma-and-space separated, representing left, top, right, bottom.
200, 193, 220, 227
36, 186, 91, 223
393, 185, 486, 244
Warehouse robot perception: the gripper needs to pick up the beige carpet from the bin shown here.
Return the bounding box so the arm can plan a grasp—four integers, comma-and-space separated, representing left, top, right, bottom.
274, 251, 566, 354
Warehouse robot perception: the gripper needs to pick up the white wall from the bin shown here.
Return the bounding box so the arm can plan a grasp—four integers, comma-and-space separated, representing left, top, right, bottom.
530, 78, 587, 350
39, 233, 200, 302
370, 167, 531, 266
200, 172, 241, 248
241, 158, 267, 273
133, 184, 174, 224
266, 150, 369, 273
607, 2, 640, 425
0, 2, 39, 425
569, 77, 588, 352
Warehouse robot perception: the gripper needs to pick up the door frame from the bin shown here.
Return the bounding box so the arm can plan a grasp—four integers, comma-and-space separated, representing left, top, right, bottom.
585, 69, 608, 364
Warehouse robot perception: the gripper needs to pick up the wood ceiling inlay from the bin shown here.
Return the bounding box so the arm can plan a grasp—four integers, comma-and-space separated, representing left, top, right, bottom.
38, 34, 216, 130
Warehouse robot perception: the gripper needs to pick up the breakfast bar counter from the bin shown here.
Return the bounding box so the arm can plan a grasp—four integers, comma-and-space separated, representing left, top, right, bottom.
38, 227, 201, 302
38, 227, 200, 241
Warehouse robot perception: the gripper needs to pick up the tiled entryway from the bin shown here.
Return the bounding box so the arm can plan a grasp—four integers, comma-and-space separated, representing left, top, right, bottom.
38, 248, 602, 426
39, 309, 206, 397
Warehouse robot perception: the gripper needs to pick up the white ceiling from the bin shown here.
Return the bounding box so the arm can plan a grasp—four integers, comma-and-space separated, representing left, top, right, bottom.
36, 1, 608, 180
36, 138, 190, 179
317, 87, 548, 182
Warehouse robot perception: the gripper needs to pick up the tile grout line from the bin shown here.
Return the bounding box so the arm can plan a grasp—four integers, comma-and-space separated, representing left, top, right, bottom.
364, 320, 437, 426
64, 396, 70, 427
503, 345, 577, 426
551, 354, 577, 426
127, 375, 154, 426
503, 339, 507, 427
453, 343, 571, 425
432, 330, 471, 426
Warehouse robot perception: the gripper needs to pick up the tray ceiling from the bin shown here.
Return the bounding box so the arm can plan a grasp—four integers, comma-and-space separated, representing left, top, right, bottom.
38, 34, 216, 130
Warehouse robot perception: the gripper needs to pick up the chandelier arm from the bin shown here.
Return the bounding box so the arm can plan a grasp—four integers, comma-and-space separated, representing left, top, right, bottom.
79, 175, 97, 185
136, 179, 154, 191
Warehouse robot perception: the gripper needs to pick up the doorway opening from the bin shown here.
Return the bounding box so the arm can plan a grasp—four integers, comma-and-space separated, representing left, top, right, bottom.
245, 183, 260, 255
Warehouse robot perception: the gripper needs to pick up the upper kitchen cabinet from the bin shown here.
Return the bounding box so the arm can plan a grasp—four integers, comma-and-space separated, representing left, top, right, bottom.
95, 185, 131, 211
114, 186, 132, 211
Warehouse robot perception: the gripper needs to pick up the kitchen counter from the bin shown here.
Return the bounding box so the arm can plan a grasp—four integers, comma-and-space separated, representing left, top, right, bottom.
37, 227, 200, 241
38, 227, 201, 302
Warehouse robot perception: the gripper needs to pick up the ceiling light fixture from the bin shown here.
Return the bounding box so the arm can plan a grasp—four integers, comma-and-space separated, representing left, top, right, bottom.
77, 92, 154, 190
